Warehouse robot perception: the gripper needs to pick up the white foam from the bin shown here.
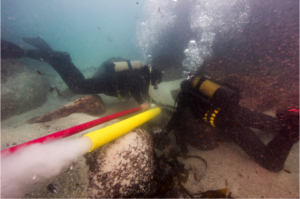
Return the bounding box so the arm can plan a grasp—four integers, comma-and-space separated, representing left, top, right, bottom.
1, 137, 91, 198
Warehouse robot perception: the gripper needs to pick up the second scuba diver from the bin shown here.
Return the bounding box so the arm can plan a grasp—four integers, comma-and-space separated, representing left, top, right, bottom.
160, 72, 299, 172
1, 37, 163, 110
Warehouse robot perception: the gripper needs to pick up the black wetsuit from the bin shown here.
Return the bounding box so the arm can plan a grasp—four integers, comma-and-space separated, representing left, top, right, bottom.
1, 40, 151, 105
165, 80, 299, 172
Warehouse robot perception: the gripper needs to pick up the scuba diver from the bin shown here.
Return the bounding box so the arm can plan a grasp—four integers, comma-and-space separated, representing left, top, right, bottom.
1, 37, 163, 110
160, 72, 299, 172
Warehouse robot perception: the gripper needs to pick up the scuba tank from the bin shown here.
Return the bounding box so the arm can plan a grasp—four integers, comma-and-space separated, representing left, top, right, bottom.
104, 60, 143, 99
190, 74, 240, 109
105, 60, 144, 73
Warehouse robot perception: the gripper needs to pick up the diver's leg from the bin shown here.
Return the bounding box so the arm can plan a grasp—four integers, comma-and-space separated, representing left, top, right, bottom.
25, 50, 118, 95
1, 40, 109, 95
25, 50, 90, 93
1, 40, 26, 59
25, 50, 84, 82
73, 74, 117, 95
164, 91, 190, 134
223, 125, 297, 172
260, 132, 296, 172
231, 106, 281, 133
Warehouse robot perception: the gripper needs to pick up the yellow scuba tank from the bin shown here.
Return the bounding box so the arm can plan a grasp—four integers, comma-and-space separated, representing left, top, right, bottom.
113, 60, 144, 72
191, 75, 239, 108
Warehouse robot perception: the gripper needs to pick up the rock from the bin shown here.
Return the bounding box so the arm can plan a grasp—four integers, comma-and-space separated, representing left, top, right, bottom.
220, 74, 280, 111
1, 70, 49, 121
27, 95, 105, 124
1, 59, 29, 83
84, 128, 155, 198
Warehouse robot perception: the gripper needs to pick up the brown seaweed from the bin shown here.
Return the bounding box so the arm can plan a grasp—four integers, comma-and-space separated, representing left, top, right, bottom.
283, 169, 291, 174
158, 7, 164, 18
55, 87, 63, 97
48, 86, 55, 93
231, 121, 242, 127
227, 192, 233, 198
177, 170, 189, 184
27, 95, 105, 124
37, 70, 44, 75
200, 188, 228, 198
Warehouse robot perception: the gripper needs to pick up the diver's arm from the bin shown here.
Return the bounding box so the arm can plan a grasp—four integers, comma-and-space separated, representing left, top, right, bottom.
130, 91, 149, 110
131, 90, 145, 105
163, 91, 187, 134
141, 85, 157, 104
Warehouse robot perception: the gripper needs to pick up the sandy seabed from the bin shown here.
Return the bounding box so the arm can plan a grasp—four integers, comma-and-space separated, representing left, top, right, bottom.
1, 79, 299, 198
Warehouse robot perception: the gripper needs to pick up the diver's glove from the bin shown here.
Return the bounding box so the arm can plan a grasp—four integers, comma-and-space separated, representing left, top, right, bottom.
161, 126, 169, 135
152, 126, 170, 150
276, 109, 300, 129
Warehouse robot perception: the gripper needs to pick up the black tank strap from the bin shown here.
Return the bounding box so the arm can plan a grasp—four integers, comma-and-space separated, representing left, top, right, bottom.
195, 76, 207, 90
126, 60, 132, 70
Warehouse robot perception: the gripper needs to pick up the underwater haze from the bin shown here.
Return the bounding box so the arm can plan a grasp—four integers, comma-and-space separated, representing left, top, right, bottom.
1, 0, 146, 70
1, 0, 299, 198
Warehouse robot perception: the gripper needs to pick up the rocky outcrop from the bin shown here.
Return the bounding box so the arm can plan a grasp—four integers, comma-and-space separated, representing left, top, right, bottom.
1, 70, 49, 121
27, 95, 105, 124
84, 128, 155, 198
1, 59, 29, 83
220, 74, 280, 111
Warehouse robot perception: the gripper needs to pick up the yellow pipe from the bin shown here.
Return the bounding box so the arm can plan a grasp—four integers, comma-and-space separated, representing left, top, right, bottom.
83, 107, 161, 152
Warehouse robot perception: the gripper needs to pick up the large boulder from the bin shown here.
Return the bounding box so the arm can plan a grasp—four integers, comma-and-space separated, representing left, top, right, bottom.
84, 128, 155, 198
1, 70, 49, 121
1, 59, 28, 83
219, 73, 280, 111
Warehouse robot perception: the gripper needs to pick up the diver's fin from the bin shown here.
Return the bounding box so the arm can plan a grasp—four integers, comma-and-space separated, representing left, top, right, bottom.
23, 37, 52, 51
1, 39, 25, 59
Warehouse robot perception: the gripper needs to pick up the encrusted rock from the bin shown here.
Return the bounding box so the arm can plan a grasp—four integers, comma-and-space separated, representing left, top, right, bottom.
85, 128, 155, 198
27, 95, 105, 124
220, 74, 280, 111
1, 59, 29, 83
1, 70, 49, 121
